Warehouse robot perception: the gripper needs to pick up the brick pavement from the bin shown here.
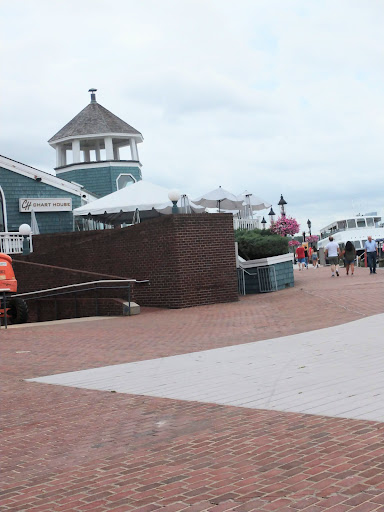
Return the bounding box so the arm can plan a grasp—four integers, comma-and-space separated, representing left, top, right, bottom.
2, 265, 384, 511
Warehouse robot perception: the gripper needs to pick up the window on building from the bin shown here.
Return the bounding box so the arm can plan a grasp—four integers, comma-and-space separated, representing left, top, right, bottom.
354, 241, 362, 249
366, 217, 374, 226
347, 219, 356, 228
116, 174, 136, 190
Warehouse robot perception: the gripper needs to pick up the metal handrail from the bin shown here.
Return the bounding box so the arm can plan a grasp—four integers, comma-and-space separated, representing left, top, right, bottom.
9, 278, 150, 322
12, 279, 148, 298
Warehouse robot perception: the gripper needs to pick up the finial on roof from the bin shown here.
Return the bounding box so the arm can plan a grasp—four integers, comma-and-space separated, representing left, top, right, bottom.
88, 88, 97, 103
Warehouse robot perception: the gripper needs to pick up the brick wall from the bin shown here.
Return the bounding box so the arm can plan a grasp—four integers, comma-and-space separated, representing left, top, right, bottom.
31, 230, 106, 255
15, 214, 238, 308
12, 260, 134, 295
27, 298, 130, 323
12, 261, 139, 322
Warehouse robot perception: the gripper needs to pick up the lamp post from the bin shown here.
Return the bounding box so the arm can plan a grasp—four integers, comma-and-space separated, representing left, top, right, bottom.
268, 207, 275, 225
278, 194, 287, 218
261, 217, 267, 230
168, 189, 181, 214
19, 224, 32, 255
307, 219, 312, 249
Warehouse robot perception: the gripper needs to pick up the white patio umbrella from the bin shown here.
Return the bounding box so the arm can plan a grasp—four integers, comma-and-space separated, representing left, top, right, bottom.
193, 186, 244, 212
237, 190, 271, 211
236, 190, 271, 219
30, 208, 40, 235
155, 194, 205, 215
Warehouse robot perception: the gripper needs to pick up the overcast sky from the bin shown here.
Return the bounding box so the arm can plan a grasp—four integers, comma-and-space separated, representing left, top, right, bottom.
1, 0, 384, 234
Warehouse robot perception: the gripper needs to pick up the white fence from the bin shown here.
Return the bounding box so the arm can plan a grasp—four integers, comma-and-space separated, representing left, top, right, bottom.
233, 218, 260, 231
0, 233, 33, 254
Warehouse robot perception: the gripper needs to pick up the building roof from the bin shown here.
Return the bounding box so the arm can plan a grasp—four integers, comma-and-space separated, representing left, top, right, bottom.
48, 101, 142, 144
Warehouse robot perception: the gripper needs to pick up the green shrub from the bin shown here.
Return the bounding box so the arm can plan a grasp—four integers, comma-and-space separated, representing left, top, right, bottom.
235, 228, 273, 237
235, 229, 289, 260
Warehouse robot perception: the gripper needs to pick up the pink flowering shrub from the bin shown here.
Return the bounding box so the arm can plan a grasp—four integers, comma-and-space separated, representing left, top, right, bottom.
288, 240, 300, 246
271, 216, 300, 237
307, 235, 319, 243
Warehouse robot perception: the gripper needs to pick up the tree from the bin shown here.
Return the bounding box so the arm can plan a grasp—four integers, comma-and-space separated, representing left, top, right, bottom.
271, 215, 300, 237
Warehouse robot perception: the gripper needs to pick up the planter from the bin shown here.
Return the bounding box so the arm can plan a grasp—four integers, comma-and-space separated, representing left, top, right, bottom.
238, 253, 294, 294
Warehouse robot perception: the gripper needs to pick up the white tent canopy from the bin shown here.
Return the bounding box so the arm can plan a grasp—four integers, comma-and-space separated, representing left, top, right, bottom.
73, 180, 204, 225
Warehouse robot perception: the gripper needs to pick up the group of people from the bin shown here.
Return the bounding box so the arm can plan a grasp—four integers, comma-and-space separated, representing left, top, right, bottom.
295, 236, 380, 277
295, 245, 319, 270
324, 235, 379, 277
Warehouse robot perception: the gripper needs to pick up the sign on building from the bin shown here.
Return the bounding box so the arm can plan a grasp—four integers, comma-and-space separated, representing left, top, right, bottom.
19, 198, 72, 212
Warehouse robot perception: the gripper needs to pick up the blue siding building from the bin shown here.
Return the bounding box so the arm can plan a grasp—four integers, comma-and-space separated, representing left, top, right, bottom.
0, 155, 94, 234
0, 90, 143, 235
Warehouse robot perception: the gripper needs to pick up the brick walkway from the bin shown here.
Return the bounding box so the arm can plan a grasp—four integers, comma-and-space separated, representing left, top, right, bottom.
2, 266, 384, 511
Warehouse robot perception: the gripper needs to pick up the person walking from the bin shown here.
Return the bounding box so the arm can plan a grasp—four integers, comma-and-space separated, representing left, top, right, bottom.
364, 236, 378, 274
296, 244, 306, 271
311, 247, 319, 268
342, 241, 356, 276
325, 236, 341, 277
304, 247, 309, 269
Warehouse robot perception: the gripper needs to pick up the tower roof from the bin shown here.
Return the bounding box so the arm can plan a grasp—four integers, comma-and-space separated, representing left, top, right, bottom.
48, 100, 142, 144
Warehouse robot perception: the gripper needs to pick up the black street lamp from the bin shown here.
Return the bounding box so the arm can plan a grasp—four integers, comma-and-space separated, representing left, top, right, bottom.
261, 217, 267, 230
278, 194, 287, 217
268, 207, 275, 224
307, 219, 312, 236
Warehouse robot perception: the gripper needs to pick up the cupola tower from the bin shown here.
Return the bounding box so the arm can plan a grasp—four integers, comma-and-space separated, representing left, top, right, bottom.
48, 90, 143, 197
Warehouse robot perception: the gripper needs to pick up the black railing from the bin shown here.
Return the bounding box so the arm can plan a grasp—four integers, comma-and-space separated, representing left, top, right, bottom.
8, 279, 150, 324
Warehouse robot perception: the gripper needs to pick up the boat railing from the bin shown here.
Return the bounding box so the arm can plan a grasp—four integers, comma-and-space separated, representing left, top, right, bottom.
320, 224, 378, 239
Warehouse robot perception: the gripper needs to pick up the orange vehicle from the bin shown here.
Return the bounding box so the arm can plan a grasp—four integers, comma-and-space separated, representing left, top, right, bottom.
0, 253, 28, 324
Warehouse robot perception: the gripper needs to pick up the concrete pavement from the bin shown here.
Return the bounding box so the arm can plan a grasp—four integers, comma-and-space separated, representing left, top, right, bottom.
28, 314, 384, 422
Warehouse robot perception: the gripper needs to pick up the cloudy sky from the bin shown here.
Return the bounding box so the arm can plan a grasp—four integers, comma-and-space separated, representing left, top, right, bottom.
1, 0, 384, 234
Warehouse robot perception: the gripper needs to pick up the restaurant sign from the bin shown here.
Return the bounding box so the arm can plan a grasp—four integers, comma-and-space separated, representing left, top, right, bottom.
19, 198, 72, 212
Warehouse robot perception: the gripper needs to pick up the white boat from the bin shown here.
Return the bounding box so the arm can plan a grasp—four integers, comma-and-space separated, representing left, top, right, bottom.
318, 213, 384, 254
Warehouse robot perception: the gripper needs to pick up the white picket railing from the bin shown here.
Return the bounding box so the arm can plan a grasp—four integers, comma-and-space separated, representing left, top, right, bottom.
0, 233, 33, 254
233, 218, 260, 231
